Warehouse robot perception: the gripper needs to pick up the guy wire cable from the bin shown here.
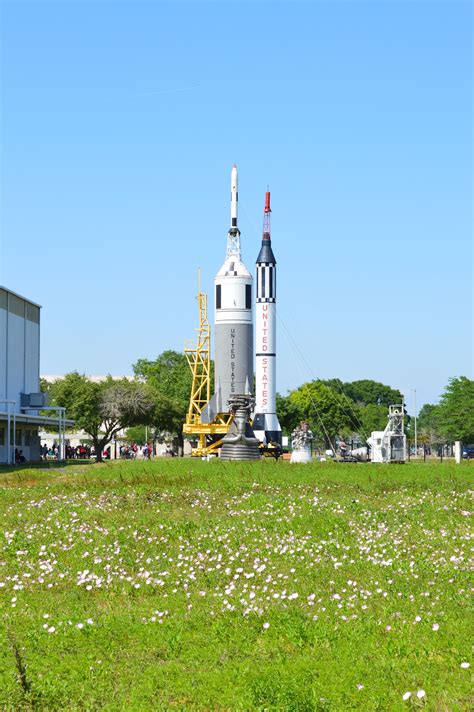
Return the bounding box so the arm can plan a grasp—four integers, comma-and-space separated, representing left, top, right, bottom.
241, 198, 367, 442
276, 308, 368, 442
275, 311, 337, 454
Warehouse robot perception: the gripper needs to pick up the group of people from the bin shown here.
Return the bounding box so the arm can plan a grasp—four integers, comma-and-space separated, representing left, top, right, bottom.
41, 443, 60, 460
40, 444, 111, 460
40, 441, 167, 461
119, 443, 154, 459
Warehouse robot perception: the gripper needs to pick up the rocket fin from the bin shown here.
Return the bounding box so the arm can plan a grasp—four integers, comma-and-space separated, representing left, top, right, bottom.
201, 395, 216, 424
201, 378, 225, 423
244, 376, 251, 395
216, 377, 223, 413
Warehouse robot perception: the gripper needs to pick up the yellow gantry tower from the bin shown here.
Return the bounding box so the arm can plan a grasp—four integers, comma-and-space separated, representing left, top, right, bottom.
183, 271, 231, 456
184, 270, 211, 428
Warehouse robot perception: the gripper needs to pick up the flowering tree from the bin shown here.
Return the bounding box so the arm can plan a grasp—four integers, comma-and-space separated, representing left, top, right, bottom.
50, 373, 155, 461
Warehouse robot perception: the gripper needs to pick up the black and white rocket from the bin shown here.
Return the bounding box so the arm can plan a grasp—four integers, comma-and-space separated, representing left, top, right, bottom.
253, 191, 282, 445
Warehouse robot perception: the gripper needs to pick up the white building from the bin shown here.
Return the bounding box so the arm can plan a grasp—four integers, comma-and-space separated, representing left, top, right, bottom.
0, 286, 72, 464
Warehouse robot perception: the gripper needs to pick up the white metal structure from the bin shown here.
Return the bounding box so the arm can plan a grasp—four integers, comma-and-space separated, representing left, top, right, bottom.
368, 404, 406, 464
0, 400, 16, 467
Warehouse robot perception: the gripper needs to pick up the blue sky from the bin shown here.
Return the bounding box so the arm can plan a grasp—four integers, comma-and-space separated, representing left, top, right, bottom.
1, 0, 472, 412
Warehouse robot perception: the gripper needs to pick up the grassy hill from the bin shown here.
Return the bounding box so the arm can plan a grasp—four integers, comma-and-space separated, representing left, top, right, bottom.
0, 459, 472, 709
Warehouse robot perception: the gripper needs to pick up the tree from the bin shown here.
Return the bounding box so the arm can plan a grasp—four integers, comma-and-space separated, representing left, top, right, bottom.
276, 392, 303, 436
415, 403, 441, 444
124, 425, 150, 445
40, 377, 52, 395
436, 377, 474, 443
357, 403, 389, 435
341, 380, 403, 407
133, 350, 193, 454
50, 373, 155, 461
288, 380, 355, 449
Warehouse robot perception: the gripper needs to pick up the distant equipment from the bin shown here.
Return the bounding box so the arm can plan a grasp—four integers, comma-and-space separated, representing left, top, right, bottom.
367, 404, 406, 463
290, 421, 313, 463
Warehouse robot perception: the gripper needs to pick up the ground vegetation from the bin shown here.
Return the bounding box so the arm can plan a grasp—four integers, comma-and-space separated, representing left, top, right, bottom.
0, 459, 471, 709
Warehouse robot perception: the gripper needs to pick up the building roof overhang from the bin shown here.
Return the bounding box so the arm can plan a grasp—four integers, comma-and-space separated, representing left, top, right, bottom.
0, 411, 75, 428
0, 286, 42, 309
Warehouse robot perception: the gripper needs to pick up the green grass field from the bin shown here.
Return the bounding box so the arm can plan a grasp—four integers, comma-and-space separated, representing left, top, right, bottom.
0, 459, 472, 710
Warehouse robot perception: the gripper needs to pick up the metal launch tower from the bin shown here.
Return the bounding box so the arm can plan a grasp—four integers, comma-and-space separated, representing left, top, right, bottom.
253, 191, 282, 445
182, 271, 232, 457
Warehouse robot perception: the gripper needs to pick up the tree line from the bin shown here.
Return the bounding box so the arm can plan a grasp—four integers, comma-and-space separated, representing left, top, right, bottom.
415, 377, 473, 446
42, 351, 473, 459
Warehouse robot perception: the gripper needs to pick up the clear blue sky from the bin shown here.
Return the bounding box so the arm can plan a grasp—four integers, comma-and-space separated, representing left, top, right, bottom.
1, 0, 472, 413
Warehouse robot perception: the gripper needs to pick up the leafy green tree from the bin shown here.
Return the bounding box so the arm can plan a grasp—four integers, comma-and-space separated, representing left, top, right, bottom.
320, 378, 345, 394
436, 377, 474, 443
50, 373, 154, 461
133, 350, 193, 454
415, 403, 441, 444
124, 425, 151, 445
342, 380, 403, 407
288, 380, 355, 449
40, 377, 52, 394
276, 392, 303, 436
358, 403, 389, 434
134, 351, 191, 405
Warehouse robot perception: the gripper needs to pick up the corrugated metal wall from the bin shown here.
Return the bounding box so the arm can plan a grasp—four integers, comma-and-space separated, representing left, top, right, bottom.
0, 288, 40, 411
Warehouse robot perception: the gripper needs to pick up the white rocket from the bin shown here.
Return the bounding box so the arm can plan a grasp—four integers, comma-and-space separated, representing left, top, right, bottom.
227, 165, 239, 254
201, 166, 253, 423
253, 191, 282, 445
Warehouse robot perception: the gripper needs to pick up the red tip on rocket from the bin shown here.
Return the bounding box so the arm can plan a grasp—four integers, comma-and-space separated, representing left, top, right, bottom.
264, 191, 271, 213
